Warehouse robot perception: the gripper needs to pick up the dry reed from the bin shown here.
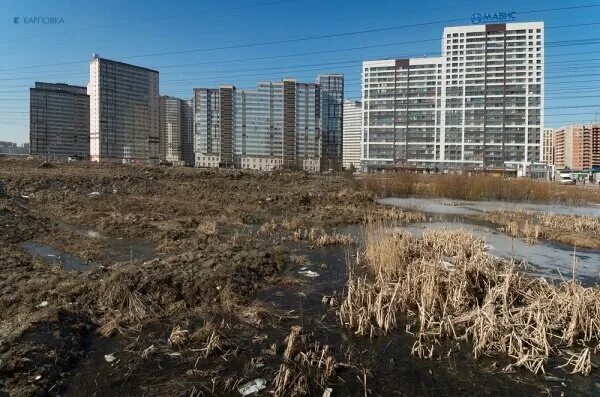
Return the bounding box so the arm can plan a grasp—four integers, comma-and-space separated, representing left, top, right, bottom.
339, 222, 600, 375
482, 209, 600, 245
363, 173, 600, 204
273, 326, 337, 396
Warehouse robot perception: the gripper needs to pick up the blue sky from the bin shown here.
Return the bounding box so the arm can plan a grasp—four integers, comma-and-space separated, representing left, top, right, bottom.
0, 0, 599, 144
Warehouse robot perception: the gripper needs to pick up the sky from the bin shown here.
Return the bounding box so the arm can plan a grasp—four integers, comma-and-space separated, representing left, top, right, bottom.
0, 0, 599, 144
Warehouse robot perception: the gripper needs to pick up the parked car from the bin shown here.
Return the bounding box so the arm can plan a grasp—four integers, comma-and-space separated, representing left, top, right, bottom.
559, 173, 575, 185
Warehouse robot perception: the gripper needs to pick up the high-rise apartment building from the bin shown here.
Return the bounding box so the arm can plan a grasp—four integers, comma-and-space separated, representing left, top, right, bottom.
342, 100, 362, 170
542, 127, 554, 165
554, 124, 600, 170
316, 74, 344, 171
362, 22, 544, 170
194, 75, 343, 172
88, 56, 159, 164
363, 57, 444, 168
159, 95, 194, 166
29, 82, 90, 160
182, 99, 194, 166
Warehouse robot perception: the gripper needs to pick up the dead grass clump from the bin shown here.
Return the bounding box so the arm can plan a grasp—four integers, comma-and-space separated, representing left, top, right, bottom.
293, 227, 357, 247
257, 218, 303, 235
482, 209, 600, 246
201, 330, 222, 358
273, 326, 337, 396
539, 213, 600, 234
168, 325, 190, 348
371, 207, 426, 223
197, 220, 218, 235
339, 223, 600, 375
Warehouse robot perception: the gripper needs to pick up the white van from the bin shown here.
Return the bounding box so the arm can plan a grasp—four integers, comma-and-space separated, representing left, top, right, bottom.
559, 173, 575, 185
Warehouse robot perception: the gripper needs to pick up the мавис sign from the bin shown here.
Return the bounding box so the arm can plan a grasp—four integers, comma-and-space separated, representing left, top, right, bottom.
470, 12, 516, 24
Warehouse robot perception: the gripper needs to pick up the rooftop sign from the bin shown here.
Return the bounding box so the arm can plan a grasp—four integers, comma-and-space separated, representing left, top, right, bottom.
470, 12, 516, 24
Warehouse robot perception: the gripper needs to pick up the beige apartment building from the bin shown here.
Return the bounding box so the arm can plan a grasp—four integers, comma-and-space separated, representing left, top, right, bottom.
542, 127, 554, 165
553, 124, 600, 170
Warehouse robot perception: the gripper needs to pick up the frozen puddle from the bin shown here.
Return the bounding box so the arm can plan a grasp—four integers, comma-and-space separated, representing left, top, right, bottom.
378, 197, 600, 217
60, 223, 156, 263
397, 222, 600, 284
19, 241, 92, 271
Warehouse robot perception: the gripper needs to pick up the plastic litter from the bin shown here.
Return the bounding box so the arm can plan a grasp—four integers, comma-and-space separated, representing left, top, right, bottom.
238, 378, 267, 395
298, 270, 319, 278
322, 388, 333, 397
104, 354, 116, 363
37, 301, 48, 308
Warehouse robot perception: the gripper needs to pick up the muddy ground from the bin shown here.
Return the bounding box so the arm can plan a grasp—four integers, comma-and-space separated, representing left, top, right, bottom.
0, 159, 597, 396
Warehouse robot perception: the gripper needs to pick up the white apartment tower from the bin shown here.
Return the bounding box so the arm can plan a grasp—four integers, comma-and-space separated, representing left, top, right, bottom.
362, 22, 544, 170
88, 56, 160, 164
342, 100, 362, 170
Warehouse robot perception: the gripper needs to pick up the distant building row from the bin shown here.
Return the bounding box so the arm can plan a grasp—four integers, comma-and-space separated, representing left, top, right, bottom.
542, 125, 600, 171
29, 57, 343, 171
194, 75, 343, 172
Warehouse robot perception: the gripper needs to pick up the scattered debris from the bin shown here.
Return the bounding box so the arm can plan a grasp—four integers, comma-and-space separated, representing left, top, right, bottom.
104, 354, 116, 363
89, 192, 100, 197
168, 326, 190, 347
37, 161, 53, 169
36, 301, 49, 308
141, 344, 156, 359
237, 378, 267, 396
298, 270, 319, 278
323, 388, 333, 397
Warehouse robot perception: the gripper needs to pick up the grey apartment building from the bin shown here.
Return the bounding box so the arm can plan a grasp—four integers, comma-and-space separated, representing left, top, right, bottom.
30, 82, 90, 160
194, 75, 343, 172
88, 56, 160, 164
159, 96, 194, 166
362, 22, 544, 170
317, 74, 344, 171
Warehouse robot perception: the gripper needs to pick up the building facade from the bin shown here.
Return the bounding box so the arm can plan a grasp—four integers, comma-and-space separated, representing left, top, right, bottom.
362, 22, 544, 170
362, 57, 444, 168
194, 75, 343, 172
29, 82, 90, 160
88, 56, 159, 164
542, 127, 554, 165
342, 100, 362, 170
159, 95, 194, 166
0, 141, 29, 157
554, 124, 600, 170
316, 74, 344, 171
182, 99, 194, 166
